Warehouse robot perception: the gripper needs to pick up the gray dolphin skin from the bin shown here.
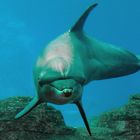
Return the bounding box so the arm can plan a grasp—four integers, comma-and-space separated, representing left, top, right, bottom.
15, 3, 140, 136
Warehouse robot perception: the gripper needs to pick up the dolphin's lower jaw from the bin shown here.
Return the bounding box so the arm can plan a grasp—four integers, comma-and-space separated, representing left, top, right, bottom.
45, 86, 81, 105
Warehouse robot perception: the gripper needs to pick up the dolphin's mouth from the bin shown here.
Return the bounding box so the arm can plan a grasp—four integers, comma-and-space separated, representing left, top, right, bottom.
49, 84, 73, 98
62, 88, 73, 97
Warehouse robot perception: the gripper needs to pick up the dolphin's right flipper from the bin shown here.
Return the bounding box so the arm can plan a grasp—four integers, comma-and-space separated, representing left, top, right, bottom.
15, 96, 41, 119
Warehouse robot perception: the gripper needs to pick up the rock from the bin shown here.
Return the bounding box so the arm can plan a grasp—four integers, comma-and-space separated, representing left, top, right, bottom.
87, 94, 140, 140
1, 94, 140, 140
0, 96, 77, 140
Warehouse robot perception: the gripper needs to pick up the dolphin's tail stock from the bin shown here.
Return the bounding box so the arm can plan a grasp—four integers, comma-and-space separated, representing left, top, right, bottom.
15, 96, 41, 119
136, 55, 140, 66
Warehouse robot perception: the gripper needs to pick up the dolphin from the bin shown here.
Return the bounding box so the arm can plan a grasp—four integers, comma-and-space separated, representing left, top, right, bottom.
15, 3, 140, 136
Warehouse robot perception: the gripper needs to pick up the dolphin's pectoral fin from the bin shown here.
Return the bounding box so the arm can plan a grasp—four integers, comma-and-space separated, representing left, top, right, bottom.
15, 96, 41, 119
75, 101, 92, 136
70, 3, 98, 32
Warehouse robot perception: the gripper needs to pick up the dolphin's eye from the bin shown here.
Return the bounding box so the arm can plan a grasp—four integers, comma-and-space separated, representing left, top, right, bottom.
38, 79, 49, 87
38, 80, 44, 87
75, 78, 86, 85
80, 79, 86, 85
38, 78, 55, 87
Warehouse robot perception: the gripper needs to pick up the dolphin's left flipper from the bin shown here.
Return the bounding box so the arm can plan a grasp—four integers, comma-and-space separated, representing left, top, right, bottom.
15, 96, 41, 119
75, 101, 92, 136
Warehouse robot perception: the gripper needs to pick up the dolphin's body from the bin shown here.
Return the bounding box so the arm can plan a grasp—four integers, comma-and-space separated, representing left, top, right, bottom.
15, 4, 140, 136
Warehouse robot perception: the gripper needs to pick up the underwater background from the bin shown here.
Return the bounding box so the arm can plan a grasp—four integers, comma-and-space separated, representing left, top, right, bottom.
0, 0, 140, 128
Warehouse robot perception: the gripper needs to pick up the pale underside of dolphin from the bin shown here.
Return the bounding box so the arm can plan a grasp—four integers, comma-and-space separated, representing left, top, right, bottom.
15, 3, 140, 136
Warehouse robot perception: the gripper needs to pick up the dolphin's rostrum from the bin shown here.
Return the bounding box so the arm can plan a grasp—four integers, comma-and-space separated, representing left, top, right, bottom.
15, 3, 140, 136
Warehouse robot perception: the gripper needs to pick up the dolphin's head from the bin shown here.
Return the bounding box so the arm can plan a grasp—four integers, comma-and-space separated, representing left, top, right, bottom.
38, 77, 85, 104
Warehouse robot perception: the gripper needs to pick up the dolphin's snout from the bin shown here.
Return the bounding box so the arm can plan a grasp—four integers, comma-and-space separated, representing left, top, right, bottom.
63, 88, 73, 97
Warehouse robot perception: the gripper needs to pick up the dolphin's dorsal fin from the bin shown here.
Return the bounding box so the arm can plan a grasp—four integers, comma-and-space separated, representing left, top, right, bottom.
70, 3, 98, 32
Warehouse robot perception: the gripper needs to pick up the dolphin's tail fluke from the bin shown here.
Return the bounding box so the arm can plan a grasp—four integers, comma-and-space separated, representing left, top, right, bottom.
75, 101, 92, 136
15, 96, 41, 119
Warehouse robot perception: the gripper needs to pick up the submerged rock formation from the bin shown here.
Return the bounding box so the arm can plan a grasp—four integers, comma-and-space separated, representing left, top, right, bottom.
0, 94, 140, 140
0, 97, 78, 140
87, 94, 140, 140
